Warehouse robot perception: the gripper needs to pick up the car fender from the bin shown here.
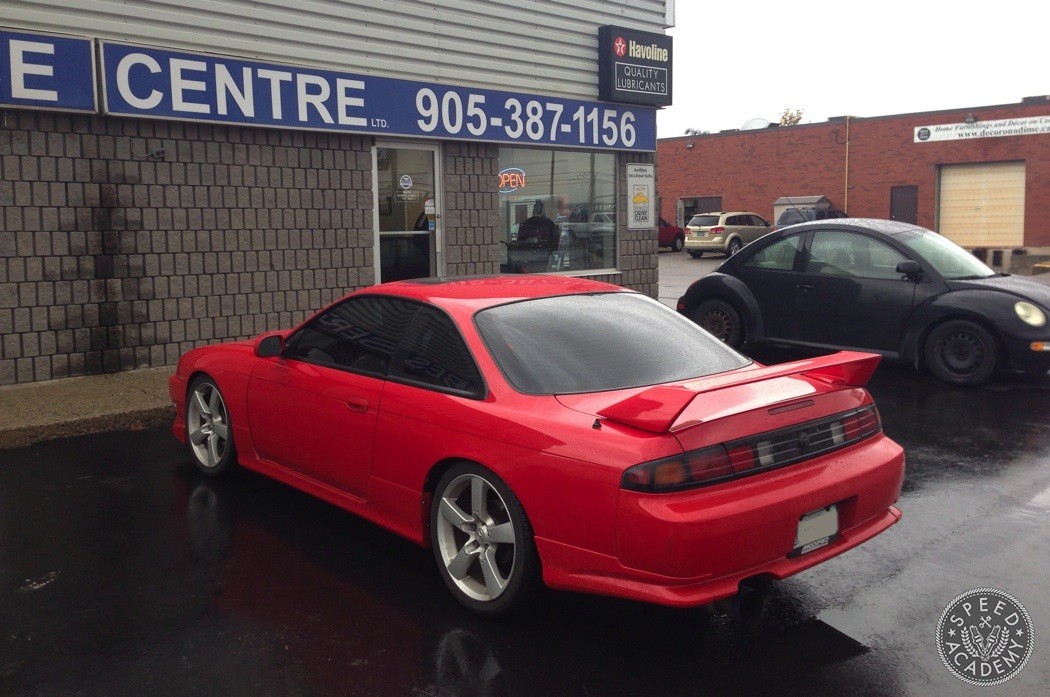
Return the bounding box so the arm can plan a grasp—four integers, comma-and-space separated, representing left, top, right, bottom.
900, 289, 1011, 367
679, 272, 765, 341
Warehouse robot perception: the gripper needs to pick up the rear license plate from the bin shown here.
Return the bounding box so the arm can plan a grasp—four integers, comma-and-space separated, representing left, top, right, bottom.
792, 505, 838, 556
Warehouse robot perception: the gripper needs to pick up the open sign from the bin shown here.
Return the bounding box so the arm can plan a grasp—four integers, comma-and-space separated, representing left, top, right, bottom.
498, 168, 526, 194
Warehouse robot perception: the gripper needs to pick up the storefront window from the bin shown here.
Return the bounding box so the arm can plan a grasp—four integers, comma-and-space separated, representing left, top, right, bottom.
497, 148, 616, 274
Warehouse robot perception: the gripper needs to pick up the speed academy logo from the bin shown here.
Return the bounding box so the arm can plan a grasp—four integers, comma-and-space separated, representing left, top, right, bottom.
937, 588, 1034, 686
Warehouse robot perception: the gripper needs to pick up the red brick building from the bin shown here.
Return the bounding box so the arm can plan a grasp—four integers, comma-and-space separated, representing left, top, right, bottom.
657, 97, 1050, 272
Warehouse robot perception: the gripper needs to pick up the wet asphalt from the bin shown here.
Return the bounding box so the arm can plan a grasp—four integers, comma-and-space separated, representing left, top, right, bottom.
2, 254, 1049, 696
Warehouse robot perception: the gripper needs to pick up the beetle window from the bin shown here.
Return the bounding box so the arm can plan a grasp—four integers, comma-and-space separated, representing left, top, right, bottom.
806, 231, 908, 279
390, 307, 483, 396
285, 296, 419, 376
744, 235, 803, 270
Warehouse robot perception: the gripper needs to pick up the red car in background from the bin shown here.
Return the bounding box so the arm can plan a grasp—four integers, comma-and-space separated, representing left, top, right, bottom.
170, 276, 904, 616
658, 217, 686, 252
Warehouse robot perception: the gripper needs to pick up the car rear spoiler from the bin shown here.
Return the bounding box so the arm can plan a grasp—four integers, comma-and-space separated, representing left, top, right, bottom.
596, 351, 881, 434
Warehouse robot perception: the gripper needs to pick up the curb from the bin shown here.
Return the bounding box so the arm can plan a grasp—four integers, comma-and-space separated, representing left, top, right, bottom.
0, 405, 175, 451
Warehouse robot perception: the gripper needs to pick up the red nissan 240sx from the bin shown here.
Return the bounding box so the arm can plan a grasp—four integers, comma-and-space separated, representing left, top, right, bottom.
170, 276, 904, 616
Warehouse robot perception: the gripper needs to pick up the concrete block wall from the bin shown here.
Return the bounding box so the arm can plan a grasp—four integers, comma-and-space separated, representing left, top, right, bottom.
443, 143, 501, 277
0, 111, 374, 385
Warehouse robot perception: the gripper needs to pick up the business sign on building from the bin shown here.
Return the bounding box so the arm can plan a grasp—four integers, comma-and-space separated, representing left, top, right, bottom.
99, 41, 656, 151
915, 115, 1050, 143
597, 26, 672, 108
0, 29, 96, 112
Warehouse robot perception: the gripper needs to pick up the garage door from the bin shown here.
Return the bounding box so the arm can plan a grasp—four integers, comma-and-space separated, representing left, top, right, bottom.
938, 162, 1025, 247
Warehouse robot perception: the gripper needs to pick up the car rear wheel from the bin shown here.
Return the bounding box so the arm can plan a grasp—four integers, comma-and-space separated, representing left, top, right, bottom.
688, 251, 704, 259
924, 319, 998, 385
693, 299, 743, 348
431, 464, 540, 616
727, 238, 743, 257
186, 376, 236, 476
671, 234, 684, 252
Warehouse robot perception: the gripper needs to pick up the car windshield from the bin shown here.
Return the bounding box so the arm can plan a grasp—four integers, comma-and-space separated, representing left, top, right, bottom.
688, 215, 720, 227
475, 293, 750, 395
895, 229, 996, 279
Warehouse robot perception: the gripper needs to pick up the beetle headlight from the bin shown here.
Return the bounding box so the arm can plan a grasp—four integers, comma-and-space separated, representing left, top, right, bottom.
1015, 301, 1047, 327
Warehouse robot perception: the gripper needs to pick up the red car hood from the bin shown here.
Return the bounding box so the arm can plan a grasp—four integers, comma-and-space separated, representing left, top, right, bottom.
556, 352, 880, 437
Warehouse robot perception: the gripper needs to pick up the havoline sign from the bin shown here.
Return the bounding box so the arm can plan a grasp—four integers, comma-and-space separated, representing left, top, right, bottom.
597, 26, 672, 107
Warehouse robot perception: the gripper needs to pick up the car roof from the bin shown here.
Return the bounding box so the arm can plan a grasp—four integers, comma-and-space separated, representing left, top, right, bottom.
359, 274, 628, 310
776, 218, 928, 236
691, 211, 761, 217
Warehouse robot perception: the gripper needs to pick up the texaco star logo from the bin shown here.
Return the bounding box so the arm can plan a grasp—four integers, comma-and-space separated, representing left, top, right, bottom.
937, 588, 1034, 686
613, 37, 627, 57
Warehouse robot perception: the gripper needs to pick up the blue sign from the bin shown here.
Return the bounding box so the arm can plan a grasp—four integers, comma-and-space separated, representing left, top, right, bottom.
100, 42, 655, 151
0, 30, 96, 112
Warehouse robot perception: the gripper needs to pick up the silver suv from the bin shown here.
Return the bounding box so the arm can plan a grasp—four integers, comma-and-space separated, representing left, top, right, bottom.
684, 211, 771, 258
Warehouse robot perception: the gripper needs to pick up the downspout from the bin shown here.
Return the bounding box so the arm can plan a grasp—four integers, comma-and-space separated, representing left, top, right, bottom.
844, 116, 851, 213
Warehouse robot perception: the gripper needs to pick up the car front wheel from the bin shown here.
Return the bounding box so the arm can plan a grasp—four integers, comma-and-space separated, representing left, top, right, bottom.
688, 251, 704, 259
924, 319, 998, 385
726, 238, 743, 257
693, 299, 743, 347
186, 376, 236, 476
431, 464, 540, 616
671, 234, 684, 252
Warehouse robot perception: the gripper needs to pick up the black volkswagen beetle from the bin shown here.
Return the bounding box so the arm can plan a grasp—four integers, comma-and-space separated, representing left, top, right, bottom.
677, 219, 1050, 385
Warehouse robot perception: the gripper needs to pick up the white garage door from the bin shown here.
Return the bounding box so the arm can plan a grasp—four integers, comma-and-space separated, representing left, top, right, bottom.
938, 162, 1025, 247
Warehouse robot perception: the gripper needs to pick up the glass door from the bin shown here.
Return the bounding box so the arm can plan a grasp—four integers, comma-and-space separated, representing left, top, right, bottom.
373, 143, 441, 283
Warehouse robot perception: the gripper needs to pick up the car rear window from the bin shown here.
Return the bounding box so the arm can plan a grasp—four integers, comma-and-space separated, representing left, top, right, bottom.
474, 293, 750, 395
688, 215, 720, 227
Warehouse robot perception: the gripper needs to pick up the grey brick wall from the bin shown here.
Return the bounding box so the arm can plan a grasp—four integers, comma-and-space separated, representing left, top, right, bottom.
443, 142, 501, 277
0, 111, 374, 385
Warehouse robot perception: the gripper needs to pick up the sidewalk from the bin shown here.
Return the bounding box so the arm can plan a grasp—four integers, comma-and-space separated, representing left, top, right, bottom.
0, 367, 174, 450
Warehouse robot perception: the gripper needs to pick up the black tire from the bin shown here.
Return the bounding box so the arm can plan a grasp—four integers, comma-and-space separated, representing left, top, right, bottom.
431, 463, 540, 616
726, 238, 743, 257
688, 251, 704, 259
692, 299, 744, 348
924, 319, 998, 385
185, 375, 237, 476
671, 234, 685, 252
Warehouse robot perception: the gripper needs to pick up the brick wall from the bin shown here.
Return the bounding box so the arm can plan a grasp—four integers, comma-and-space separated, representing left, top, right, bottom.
443, 143, 501, 277
0, 111, 374, 385
658, 100, 1050, 249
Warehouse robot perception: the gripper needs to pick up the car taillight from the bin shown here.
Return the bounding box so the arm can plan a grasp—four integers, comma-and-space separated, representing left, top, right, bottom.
622, 445, 734, 492
622, 405, 883, 493
708, 226, 725, 236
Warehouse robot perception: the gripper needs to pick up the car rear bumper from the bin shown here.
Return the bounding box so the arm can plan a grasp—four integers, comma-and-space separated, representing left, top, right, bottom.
536, 434, 905, 607
684, 236, 727, 252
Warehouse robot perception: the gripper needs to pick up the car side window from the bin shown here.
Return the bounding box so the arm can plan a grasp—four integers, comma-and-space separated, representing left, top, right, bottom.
744, 235, 803, 271
390, 306, 483, 396
749, 215, 766, 227
806, 230, 909, 279
726, 215, 743, 226
285, 296, 419, 376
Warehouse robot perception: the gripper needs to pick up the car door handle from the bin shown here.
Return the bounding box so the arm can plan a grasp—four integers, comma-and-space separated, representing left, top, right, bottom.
797, 283, 815, 291
347, 398, 369, 413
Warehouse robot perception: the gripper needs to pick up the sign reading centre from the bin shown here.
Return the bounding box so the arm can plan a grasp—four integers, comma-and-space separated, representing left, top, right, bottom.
100, 41, 656, 151
597, 26, 672, 108
0, 29, 96, 112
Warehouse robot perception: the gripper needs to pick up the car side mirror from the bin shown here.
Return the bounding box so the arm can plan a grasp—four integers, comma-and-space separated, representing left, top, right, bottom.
896, 260, 924, 280
255, 334, 284, 358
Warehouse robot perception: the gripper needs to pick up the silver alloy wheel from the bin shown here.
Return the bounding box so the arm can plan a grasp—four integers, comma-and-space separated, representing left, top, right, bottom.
434, 473, 518, 602
187, 382, 230, 470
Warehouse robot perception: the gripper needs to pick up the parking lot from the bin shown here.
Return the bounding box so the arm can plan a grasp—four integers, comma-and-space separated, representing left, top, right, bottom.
1, 254, 1048, 696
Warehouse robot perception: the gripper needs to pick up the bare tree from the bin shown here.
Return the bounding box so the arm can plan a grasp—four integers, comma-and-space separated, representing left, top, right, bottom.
779, 108, 804, 126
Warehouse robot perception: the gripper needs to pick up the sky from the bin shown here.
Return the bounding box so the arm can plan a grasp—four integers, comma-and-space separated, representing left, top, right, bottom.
656, 0, 1046, 137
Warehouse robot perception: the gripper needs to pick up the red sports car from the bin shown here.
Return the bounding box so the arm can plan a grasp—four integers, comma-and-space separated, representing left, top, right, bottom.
170, 276, 904, 616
